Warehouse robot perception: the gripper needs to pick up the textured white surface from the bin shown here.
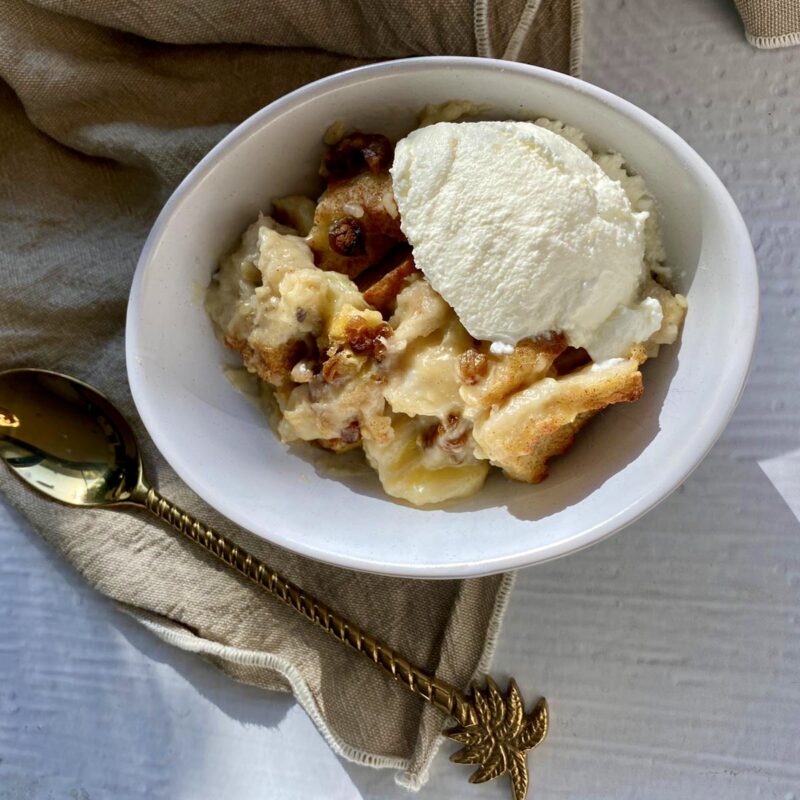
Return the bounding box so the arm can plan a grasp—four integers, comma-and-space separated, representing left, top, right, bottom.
2, 0, 799, 797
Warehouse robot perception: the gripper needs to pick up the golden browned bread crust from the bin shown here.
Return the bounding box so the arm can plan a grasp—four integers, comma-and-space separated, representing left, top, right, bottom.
224, 334, 306, 386
470, 356, 645, 483
357, 249, 420, 316
308, 172, 404, 278
459, 333, 568, 409
497, 411, 597, 483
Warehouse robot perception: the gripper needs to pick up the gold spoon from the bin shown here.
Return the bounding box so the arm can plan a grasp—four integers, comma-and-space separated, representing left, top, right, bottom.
0, 367, 547, 799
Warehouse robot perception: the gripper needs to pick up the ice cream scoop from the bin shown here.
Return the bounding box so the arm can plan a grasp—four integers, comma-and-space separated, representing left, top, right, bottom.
391, 120, 662, 359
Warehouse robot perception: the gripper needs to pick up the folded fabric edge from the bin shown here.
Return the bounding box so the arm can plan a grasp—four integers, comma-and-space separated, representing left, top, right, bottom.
473, 0, 492, 58
570, 0, 584, 77
116, 570, 517, 790
396, 570, 518, 792
745, 30, 800, 49
475, 0, 584, 76
116, 604, 411, 773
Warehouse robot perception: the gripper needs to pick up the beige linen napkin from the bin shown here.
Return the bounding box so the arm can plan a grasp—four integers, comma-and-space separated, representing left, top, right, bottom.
734, 0, 800, 48
0, 0, 580, 789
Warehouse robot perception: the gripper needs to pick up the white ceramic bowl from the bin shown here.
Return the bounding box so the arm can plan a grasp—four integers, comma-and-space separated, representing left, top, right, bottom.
126, 57, 758, 578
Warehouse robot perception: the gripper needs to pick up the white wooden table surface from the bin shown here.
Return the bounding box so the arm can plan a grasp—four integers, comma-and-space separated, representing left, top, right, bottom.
2, 0, 799, 798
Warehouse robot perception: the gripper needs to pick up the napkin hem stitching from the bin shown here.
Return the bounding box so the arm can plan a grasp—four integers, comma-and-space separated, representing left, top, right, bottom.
746, 30, 800, 49
118, 604, 413, 772
570, 0, 584, 77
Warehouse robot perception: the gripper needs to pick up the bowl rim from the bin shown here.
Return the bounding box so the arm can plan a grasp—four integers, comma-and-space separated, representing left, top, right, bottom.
126, 55, 759, 578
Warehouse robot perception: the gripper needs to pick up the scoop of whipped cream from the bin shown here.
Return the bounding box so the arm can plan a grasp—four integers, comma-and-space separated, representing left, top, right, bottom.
390, 120, 662, 360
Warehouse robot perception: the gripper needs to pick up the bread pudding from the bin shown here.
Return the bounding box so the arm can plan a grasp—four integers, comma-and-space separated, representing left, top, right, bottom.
205, 103, 686, 506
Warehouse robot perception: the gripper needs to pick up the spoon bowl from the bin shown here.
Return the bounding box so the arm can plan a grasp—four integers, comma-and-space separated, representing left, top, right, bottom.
0, 368, 142, 507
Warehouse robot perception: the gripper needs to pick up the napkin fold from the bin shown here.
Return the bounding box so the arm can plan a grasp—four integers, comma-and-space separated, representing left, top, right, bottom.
734, 0, 800, 49
0, 0, 580, 788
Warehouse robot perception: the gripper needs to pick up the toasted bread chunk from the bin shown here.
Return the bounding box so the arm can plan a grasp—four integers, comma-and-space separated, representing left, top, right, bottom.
308, 172, 404, 278
314, 419, 362, 452
459, 334, 567, 409
472, 356, 644, 482
278, 370, 392, 446
328, 305, 392, 360
224, 334, 306, 387
495, 412, 597, 483
357, 249, 420, 316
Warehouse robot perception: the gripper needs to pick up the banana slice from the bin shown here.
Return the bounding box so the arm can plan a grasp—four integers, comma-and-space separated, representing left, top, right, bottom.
363, 414, 489, 506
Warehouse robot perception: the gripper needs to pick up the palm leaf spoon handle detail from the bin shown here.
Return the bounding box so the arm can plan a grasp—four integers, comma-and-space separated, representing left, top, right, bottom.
0, 368, 548, 799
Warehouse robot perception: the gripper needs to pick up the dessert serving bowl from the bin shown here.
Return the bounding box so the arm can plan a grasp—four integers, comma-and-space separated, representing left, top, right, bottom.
126, 57, 758, 578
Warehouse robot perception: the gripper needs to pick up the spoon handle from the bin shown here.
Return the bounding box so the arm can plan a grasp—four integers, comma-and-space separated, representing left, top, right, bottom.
136, 484, 475, 723
133, 483, 547, 799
